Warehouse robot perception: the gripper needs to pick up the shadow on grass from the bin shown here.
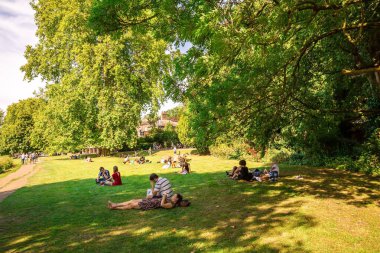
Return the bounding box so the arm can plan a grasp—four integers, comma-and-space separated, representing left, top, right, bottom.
277, 166, 380, 207
0, 167, 378, 252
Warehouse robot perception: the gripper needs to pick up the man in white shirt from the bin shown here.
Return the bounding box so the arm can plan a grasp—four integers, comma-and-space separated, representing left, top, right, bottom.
149, 173, 174, 198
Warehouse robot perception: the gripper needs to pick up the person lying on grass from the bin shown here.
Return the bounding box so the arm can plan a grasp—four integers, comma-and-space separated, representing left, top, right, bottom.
96, 167, 111, 184
108, 193, 189, 211
160, 155, 171, 164
226, 160, 252, 181
101, 166, 122, 186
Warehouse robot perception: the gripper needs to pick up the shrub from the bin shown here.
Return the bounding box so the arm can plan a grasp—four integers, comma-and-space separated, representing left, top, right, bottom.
210, 140, 250, 159
0, 156, 14, 174
354, 153, 380, 175
264, 149, 291, 163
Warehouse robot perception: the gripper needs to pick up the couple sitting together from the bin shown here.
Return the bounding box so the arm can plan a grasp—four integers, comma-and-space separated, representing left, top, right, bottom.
123, 155, 151, 165
136, 156, 152, 164
227, 160, 280, 182
96, 166, 122, 186
108, 173, 190, 211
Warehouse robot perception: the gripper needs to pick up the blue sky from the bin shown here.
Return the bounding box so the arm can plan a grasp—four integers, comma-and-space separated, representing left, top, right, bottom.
0, 0, 44, 111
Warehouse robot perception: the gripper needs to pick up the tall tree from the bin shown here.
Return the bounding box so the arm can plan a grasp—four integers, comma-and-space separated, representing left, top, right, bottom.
90, 0, 380, 156
0, 109, 4, 127
0, 98, 46, 154
165, 106, 183, 121
22, 0, 170, 152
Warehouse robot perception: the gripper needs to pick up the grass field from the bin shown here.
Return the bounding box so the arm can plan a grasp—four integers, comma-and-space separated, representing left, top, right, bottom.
0, 149, 380, 253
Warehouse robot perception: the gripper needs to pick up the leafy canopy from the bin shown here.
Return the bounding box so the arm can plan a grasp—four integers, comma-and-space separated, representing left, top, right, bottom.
22, 0, 171, 152
89, 0, 380, 156
0, 98, 46, 154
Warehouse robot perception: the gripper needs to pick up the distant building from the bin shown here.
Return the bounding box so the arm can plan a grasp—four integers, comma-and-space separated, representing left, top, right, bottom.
137, 112, 178, 137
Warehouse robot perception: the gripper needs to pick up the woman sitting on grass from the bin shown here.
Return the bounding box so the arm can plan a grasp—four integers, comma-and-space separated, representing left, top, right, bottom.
102, 166, 122, 186
263, 162, 280, 182
179, 161, 190, 174
226, 160, 252, 181
108, 193, 189, 211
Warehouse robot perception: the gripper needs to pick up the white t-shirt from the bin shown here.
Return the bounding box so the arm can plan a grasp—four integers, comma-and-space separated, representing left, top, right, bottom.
271, 164, 280, 175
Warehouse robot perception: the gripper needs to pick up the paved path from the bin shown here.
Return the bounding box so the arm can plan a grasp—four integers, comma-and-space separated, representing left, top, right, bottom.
0, 163, 39, 202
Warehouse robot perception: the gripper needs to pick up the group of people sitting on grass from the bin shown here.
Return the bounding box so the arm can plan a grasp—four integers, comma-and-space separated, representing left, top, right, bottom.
96, 166, 122, 186
122, 155, 151, 165
108, 173, 190, 211
160, 154, 191, 174
70, 154, 80, 159
226, 160, 280, 182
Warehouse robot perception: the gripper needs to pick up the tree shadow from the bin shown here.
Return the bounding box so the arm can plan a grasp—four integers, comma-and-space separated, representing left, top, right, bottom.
0, 167, 378, 252
276, 166, 380, 207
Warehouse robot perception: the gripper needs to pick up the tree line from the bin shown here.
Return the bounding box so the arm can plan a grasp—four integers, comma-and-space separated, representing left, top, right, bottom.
0, 0, 379, 172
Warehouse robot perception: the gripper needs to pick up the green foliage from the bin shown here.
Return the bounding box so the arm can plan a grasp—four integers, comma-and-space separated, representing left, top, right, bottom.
285, 129, 380, 174
177, 106, 194, 147
133, 123, 180, 150
21, 0, 380, 172
346, 129, 380, 174
0, 98, 46, 154
0, 156, 13, 174
22, 0, 169, 153
210, 140, 250, 160
165, 106, 183, 121
266, 150, 292, 164
149, 124, 179, 148
0, 109, 4, 126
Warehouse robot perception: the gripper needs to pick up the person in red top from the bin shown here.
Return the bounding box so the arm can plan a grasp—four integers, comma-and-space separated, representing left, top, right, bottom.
103, 166, 122, 186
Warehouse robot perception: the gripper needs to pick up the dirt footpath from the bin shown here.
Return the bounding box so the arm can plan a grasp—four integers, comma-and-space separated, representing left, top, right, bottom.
0, 164, 39, 202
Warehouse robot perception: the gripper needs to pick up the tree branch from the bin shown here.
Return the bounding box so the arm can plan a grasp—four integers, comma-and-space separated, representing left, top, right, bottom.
342, 66, 380, 75
296, 0, 363, 12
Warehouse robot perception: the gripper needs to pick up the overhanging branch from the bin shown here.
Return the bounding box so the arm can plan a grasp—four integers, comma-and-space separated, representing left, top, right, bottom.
342, 66, 380, 76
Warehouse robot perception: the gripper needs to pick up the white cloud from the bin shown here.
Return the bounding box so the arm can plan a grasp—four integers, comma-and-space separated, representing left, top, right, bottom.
0, 0, 43, 111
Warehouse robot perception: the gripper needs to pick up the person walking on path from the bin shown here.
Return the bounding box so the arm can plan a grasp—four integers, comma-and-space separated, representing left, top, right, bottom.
21, 153, 25, 165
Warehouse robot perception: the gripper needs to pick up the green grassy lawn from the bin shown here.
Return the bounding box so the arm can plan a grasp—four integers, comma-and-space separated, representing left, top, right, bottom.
0, 156, 22, 179
0, 149, 380, 253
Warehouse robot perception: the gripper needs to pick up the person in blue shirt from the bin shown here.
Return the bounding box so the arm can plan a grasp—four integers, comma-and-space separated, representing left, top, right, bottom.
96, 167, 111, 184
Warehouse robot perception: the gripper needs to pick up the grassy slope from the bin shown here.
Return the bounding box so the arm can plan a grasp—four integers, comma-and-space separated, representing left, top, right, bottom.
0, 149, 379, 253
